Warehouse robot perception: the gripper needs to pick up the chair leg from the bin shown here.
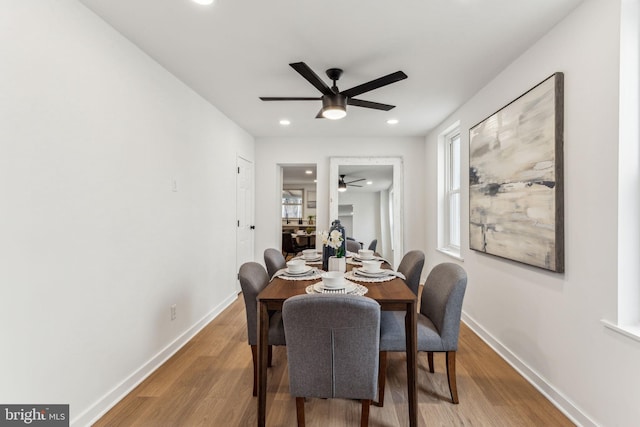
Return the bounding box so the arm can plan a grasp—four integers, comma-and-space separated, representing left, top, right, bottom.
427, 351, 435, 373
360, 399, 371, 427
250, 345, 257, 397
374, 351, 387, 407
446, 351, 459, 404
268, 345, 273, 367
295, 397, 305, 427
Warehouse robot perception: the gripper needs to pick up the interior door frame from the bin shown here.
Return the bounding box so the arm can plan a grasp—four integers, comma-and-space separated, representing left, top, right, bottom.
329, 156, 404, 268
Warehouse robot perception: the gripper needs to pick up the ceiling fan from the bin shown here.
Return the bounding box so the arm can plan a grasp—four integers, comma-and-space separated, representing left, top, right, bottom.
260, 62, 408, 120
338, 175, 365, 192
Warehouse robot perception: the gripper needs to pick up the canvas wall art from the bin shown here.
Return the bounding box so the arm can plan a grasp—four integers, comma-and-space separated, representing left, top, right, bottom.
469, 73, 564, 272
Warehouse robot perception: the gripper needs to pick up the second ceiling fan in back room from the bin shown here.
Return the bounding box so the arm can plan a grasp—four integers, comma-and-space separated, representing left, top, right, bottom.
260, 62, 408, 120
338, 175, 365, 192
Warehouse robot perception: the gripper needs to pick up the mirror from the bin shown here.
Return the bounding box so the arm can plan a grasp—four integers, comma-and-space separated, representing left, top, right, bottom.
329, 157, 403, 267
281, 165, 318, 248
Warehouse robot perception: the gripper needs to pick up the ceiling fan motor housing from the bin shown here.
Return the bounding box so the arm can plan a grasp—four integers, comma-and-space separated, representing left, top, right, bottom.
322, 93, 347, 109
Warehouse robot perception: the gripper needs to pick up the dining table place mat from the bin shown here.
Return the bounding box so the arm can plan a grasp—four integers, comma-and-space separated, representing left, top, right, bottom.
344, 270, 396, 283
305, 283, 368, 296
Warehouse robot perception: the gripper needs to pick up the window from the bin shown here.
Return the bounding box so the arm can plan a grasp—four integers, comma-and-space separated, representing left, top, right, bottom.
282, 189, 303, 220
603, 0, 640, 341
438, 121, 462, 258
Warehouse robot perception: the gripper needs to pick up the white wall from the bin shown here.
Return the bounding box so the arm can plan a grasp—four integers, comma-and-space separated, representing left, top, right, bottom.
254, 137, 425, 267
425, 1, 639, 425
0, 1, 254, 425
337, 191, 381, 251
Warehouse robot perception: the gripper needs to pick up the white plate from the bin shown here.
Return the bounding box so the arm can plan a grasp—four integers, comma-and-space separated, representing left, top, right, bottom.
303, 256, 322, 262
284, 266, 313, 276
313, 281, 357, 293
354, 268, 390, 277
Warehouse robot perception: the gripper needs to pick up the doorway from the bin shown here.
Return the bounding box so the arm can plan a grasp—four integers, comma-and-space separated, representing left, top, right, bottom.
281, 164, 317, 256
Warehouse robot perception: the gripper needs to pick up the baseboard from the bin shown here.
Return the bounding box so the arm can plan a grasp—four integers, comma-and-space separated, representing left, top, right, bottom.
72, 292, 239, 427
461, 312, 600, 427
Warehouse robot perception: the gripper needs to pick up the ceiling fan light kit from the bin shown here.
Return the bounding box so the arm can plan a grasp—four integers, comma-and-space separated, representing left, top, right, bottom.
260, 62, 407, 120
321, 93, 347, 120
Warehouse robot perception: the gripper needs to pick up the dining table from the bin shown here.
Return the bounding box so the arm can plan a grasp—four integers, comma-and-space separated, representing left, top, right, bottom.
256, 257, 418, 426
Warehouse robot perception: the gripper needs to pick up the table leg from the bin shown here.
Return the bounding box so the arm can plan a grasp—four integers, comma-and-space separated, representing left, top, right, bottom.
405, 302, 417, 426
257, 302, 269, 427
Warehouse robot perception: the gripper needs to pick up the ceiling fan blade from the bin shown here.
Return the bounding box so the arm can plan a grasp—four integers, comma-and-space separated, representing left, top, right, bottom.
260, 97, 321, 101
340, 71, 408, 98
290, 62, 333, 96
345, 178, 366, 184
348, 184, 363, 187
315, 109, 325, 119
347, 98, 396, 111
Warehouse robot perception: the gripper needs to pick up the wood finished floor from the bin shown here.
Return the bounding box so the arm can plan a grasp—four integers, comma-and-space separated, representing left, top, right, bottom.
94, 295, 574, 426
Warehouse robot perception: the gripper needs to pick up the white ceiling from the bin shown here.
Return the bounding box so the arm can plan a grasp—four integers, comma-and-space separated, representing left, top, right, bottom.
78, 0, 584, 138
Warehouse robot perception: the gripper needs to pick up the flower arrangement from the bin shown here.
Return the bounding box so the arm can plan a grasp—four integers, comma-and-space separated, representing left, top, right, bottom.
320, 229, 345, 258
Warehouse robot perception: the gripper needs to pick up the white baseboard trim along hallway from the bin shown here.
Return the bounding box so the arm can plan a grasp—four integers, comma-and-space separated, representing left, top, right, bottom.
72, 292, 239, 427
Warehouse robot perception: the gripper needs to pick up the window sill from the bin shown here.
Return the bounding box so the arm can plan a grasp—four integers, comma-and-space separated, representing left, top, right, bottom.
436, 247, 464, 261
601, 319, 640, 343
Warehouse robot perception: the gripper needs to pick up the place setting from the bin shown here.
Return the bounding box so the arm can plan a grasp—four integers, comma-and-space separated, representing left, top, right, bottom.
272, 259, 323, 281
348, 248, 391, 266
345, 260, 406, 283
305, 271, 368, 296
290, 248, 323, 265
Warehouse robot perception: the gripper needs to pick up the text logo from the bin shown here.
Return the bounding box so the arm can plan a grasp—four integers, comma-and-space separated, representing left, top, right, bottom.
0, 405, 68, 426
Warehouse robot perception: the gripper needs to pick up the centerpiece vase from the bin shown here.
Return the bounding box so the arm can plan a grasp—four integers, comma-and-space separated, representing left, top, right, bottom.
328, 256, 346, 273
322, 219, 346, 271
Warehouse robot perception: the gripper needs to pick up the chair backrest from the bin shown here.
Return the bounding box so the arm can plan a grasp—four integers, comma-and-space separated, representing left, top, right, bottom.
282, 232, 295, 252
264, 248, 286, 278
368, 239, 378, 252
282, 294, 380, 400
346, 239, 361, 253
397, 250, 425, 295
420, 263, 467, 350
238, 262, 270, 346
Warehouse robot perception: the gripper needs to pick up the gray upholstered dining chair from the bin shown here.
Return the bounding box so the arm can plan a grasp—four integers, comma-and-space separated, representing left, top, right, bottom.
396, 249, 425, 296
238, 262, 286, 396
374, 250, 424, 406
264, 247, 286, 278
346, 238, 362, 253
282, 294, 381, 427
377, 262, 467, 406
367, 239, 378, 252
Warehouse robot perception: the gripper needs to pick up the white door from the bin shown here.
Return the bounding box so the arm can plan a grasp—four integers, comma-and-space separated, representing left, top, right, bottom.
236, 156, 255, 292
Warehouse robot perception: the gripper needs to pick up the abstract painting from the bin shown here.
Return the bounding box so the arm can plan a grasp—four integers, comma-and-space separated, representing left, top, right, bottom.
469, 73, 564, 272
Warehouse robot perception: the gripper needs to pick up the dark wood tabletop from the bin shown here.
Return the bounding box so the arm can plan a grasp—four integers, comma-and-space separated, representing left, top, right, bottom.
256, 261, 418, 426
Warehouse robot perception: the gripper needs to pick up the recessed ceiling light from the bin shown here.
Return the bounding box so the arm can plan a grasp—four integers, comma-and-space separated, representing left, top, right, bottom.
305, 170, 312, 174
367, 181, 373, 185
313, 179, 317, 183
279, 119, 291, 126
192, 0, 214, 4
386, 119, 399, 125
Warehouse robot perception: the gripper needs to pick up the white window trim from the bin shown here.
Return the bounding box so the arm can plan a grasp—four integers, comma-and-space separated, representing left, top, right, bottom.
437, 121, 462, 259
602, 0, 640, 341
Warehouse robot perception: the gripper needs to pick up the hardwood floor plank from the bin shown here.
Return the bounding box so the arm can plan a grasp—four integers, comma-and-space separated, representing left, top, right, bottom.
94, 294, 574, 426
